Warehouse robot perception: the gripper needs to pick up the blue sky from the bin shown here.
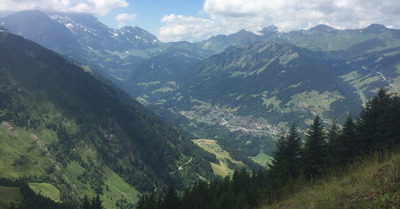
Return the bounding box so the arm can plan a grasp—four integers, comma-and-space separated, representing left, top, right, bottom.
1, 0, 400, 42
99, 0, 205, 35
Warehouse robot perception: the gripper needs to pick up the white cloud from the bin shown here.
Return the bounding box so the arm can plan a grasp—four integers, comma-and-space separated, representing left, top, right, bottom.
159, 0, 400, 42
0, 0, 129, 15
116, 13, 136, 21
158, 14, 220, 42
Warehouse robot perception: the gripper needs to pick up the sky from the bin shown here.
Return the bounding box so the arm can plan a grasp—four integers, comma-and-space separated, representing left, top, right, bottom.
1, 0, 400, 43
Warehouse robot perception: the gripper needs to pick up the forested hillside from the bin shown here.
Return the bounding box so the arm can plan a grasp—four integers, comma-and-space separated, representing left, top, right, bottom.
0, 30, 218, 208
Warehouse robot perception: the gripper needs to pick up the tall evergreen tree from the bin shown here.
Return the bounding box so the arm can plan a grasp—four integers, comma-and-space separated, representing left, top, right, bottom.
326, 119, 341, 167
268, 124, 302, 186
327, 119, 340, 143
163, 186, 180, 209
91, 195, 103, 209
286, 124, 302, 179
357, 88, 400, 152
82, 195, 91, 209
335, 114, 357, 166
302, 116, 327, 179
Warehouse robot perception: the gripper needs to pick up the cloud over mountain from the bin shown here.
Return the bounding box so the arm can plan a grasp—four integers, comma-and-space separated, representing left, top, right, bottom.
158, 0, 400, 42
1, 0, 399, 42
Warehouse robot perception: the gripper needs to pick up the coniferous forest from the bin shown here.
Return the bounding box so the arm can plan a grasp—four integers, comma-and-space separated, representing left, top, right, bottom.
135, 88, 400, 209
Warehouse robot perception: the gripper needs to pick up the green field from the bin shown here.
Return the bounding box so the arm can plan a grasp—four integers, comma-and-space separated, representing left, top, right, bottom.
193, 139, 245, 177
101, 168, 140, 209
29, 183, 61, 203
250, 153, 273, 167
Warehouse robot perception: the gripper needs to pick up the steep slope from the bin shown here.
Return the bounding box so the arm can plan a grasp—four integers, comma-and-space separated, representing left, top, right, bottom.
0, 30, 218, 207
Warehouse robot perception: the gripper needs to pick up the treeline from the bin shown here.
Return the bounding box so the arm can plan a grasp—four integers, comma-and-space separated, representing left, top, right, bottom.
136, 88, 400, 209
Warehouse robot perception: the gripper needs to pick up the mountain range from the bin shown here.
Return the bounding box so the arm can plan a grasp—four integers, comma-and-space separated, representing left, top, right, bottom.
1, 11, 400, 207
0, 28, 249, 208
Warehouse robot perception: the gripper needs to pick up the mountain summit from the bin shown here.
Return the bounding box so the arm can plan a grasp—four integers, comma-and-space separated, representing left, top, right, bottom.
308, 24, 337, 32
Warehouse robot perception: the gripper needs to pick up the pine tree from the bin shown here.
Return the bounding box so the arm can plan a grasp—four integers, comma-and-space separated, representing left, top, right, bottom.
163, 186, 180, 209
82, 195, 91, 209
335, 114, 357, 166
180, 189, 193, 209
327, 119, 340, 143
326, 119, 341, 168
268, 124, 302, 186
91, 195, 103, 209
302, 116, 327, 179
136, 195, 146, 209
357, 88, 400, 152
285, 124, 302, 180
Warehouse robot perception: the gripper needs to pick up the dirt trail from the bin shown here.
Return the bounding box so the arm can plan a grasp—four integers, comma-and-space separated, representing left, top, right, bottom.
1, 121, 18, 135
178, 157, 193, 170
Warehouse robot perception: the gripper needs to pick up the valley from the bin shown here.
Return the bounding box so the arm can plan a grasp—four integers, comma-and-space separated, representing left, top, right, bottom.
1, 9, 400, 209
179, 99, 280, 136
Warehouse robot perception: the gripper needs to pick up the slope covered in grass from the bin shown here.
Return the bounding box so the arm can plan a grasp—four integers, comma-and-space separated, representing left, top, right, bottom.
193, 139, 247, 177
263, 150, 400, 209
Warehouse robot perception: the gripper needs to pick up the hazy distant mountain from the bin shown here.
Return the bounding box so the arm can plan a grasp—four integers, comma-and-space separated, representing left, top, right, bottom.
196, 29, 264, 53
0, 10, 80, 53
0, 10, 212, 90
49, 12, 160, 51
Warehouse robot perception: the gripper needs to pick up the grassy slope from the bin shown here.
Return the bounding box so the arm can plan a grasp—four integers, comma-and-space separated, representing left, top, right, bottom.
28, 183, 61, 202
262, 151, 400, 209
192, 139, 245, 177
250, 153, 273, 168
0, 121, 140, 208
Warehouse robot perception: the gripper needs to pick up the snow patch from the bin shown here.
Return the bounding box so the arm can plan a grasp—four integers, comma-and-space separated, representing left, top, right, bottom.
65, 23, 73, 29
